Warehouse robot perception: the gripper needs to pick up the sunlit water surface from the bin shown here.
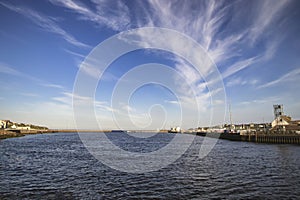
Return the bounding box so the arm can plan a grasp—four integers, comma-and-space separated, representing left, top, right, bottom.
1, 132, 300, 199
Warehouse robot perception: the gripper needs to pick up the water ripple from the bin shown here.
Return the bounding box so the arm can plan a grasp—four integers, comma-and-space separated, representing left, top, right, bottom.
1, 132, 300, 199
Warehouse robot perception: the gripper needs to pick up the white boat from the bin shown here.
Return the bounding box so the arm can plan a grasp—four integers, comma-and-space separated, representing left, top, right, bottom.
168, 126, 181, 133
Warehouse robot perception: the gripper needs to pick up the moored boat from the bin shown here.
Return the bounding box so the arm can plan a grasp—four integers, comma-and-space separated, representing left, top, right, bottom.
168, 126, 181, 133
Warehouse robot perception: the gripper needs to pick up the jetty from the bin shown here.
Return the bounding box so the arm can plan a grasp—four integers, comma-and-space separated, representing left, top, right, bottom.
198, 132, 300, 145
193, 104, 300, 145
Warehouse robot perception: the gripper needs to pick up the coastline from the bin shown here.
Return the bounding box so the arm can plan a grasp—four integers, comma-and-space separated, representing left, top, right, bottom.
0, 130, 24, 140
0, 129, 112, 140
194, 131, 300, 145
0, 129, 58, 140
1, 129, 300, 145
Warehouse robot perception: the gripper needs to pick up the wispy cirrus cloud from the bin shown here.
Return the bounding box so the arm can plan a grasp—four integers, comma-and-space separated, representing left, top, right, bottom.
48, 0, 130, 31
248, 0, 291, 44
222, 56, 260, 79
226, 77, 258, 87
134, 1, 233, 64
0, 62, 41, 82
258, 68, 300, 89
119, 0, 293, 126
0, 62, 24, 76
239, 96, 281, 105
135, 0, 291, 79
48, 0, 292, 82
53, 92, 112, 111
53, 92, 94, 105
64, 49, 86, 59
0, 2, 90, 48
20, 93, 40, 97
164, 100, 179, 105
0, 62, 65, 91
41, 83, 64, 89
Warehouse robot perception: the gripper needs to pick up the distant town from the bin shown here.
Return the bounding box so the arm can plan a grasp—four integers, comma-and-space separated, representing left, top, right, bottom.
0, 120, 50, 139
0, 120, 48, 130
164, 104, 300, 135
1, 104, 300, 143
167, 105, 300, 144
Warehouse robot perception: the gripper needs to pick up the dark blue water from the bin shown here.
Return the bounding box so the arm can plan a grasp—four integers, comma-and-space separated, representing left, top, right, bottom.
1, 132, 300, 199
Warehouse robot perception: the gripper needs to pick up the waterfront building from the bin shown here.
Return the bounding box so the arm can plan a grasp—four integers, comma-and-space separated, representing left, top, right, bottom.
271, 116, 300, 133
271, 104, 300, 133
0, 121, 4, 129
0, 120, 11, 129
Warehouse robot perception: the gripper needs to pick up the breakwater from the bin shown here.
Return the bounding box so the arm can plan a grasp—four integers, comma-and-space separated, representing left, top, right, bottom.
252, 133, 300, 144
198, 132, 300, 144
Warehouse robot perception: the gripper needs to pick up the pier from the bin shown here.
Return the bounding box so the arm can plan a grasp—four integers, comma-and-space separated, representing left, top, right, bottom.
195, 131, 300, 145
253, 133, 300, 144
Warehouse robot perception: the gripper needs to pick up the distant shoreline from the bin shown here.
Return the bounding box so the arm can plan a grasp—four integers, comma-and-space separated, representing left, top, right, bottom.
0, 129, 56, 140
0, 129, 106, 140
52, 129, 111, 133
0, 129, 168, 140
2, 129, 299, 145
0, 130, 24, 140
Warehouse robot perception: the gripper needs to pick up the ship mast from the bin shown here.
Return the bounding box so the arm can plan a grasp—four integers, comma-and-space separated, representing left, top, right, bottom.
229, 101, 233, 130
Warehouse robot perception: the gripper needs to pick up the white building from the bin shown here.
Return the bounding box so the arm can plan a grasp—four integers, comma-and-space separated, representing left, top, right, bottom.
0, 120, 10, 129
271, 115, 300, 132
271, 115, 291, 128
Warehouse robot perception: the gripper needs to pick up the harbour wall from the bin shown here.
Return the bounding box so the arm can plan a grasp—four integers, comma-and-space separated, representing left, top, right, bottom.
198, 132, 300, 144
249, 133, 300, 144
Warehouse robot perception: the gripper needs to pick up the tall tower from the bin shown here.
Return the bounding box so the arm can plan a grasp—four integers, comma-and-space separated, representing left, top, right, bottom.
273, 104, 283, 119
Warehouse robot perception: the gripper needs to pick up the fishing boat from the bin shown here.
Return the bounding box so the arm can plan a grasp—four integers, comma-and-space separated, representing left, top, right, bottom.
168, 126, 181, 133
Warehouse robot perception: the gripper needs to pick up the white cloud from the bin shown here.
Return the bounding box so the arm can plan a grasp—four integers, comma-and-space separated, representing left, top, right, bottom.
247, 0, 291, 44
136, 1, 238, 66
96, 102, 117, 113
0, 62, 43, 83
80, 61, 103, 79
0, 63, 67, 91
49, 0, 130, 31
226, 77, 258, 87
53, 92, 99, 105
222, 56, 259, 79
120, 103, 136, 113
20, 93, 39, 97
42, 83, 64, 89
164, 100, 179, 105
0, 2, 90, 48
258, 68, 300, 89
64, 49, 86, 59
52, 92, 117, 113
74, 55, 118, 81
174, 59, 202, 86
0, 62, 25, 77
226, 78, 243, 87
49, 0, 292, 83
138, 0, 291, 80
1, 1, 294, 129
239, 96, 281, 106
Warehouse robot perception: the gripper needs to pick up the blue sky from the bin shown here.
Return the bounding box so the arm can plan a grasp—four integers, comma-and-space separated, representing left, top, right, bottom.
0, 0, 300, 129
